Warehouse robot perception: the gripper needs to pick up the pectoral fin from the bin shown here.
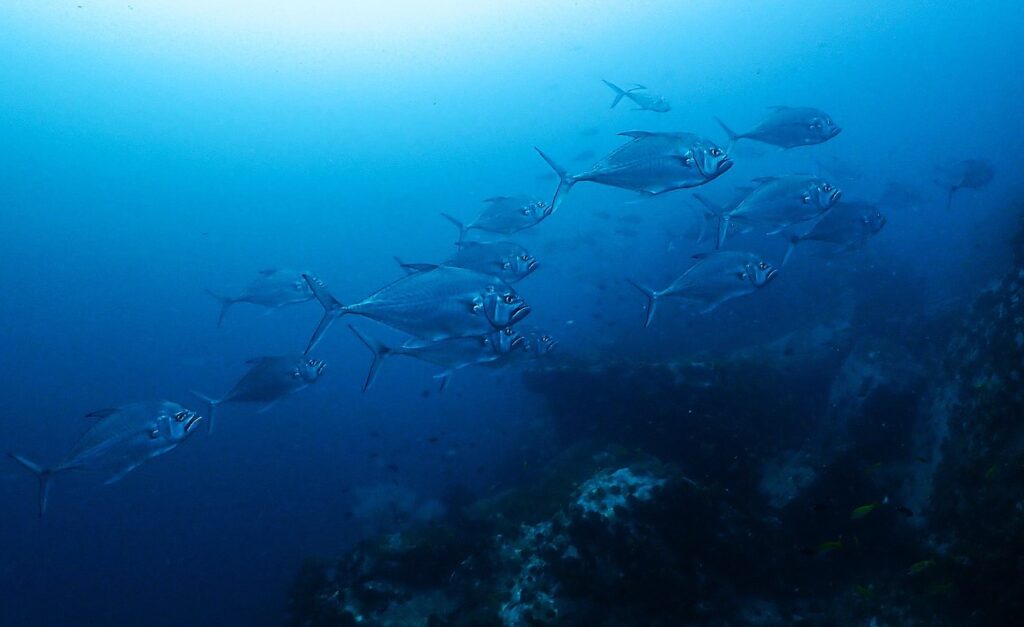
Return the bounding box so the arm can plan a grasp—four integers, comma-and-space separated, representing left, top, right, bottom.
104, 462, 142, 485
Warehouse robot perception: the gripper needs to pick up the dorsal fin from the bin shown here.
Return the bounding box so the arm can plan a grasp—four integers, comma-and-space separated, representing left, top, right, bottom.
258, 269, 276, 276
399, 262, 439, 274
617, 130, 656, 139
85, 408, 119, 419
245, 357, 266, 365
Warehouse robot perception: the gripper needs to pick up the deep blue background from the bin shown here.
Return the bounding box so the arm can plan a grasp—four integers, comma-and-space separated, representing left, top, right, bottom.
1, 2, 1021, 625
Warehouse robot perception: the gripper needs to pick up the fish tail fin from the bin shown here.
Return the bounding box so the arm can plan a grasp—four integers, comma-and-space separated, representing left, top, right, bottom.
626, 279, 659, 328
602, 79, 627, 108
348, 325, 392, 391
203, 290, 236, 327
189, 391, 221, 434
783, 235, 801, 267
692, 193, 730, 249
302, 274, 345, 354
7, 453, 54, 517
534, 147, 575, 215
440, 213, 468, 243
714, 116, 742, 150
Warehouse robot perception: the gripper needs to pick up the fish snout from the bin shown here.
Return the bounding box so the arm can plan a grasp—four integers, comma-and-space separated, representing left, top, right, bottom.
511, 335, 527, 349
527, 259, 539, 273
766, 267, 780, 283
830, 126, 843, 138
185, 412, 203, 432
717, 157, 734, 174
509, 302, 532, 325
830, 189, 843, 204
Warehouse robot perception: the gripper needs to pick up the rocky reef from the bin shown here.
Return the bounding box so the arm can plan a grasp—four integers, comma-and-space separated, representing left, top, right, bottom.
287, 214, 1024, 626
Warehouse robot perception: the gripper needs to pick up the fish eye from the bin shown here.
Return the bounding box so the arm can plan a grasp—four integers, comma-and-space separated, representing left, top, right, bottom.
823, 183, 832, 192
536, 200, 547, 208
502, 262, 511, 270
520, 254, 529, 261
759, 262, 768, 270
541, 335, 550, 342
710, 148, 721, 157
504, 294, 515, 304
173, 411, 187, 423
521, 208, 531, 215
504, 327, 513, 335
802, 194, 811, 204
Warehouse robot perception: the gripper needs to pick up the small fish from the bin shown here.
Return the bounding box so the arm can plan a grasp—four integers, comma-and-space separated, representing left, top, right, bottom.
853, 584, 875, 599
851, 503, 880, 520
805, 540, 843, 555
716, 106, 841, 149
535, 131, 732, 213
396, 241, 538, 284
205, 268, 314, 326
936, 159, 995, 210
984, 464, 998, 480
8, 401, 202, 516
192, 354, 326, 432
907, 559, 936, 576
895, 505, 914, 517
441, 196, 548, 240
348, 324, 525, 391
628, 251, 778, 327
783, 200, 886, 265
302, 268, 530, 352
602, 80, 671, 112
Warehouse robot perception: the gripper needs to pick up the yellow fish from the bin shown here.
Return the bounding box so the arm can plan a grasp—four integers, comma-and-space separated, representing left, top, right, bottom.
907, 559, 936, 576
851, 503, 880, 520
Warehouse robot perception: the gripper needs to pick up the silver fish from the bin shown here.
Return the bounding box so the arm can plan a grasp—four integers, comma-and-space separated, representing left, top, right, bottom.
349, 325, 525, 391
628, 251, 778, 327
396, 241, 538, 284
535, 131, 732, 213
192, 354, 326, 431
935, 159, 995, 210
205, 268, 314, 326
716, 106, 841, 149
602, 80, 671, 112
695, 175, 842, 249
784, 201, 887, 265
489, 329, 558, 367
8, 401, 202, 516
303, 268, 530, 353
442, 196, 548, 240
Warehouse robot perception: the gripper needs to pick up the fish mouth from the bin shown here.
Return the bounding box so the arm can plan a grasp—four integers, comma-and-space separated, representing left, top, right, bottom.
527, 260, 539, 273
185, 412, 203, 432
830, 189, 842, 204
316, 362, 326, 375
716, 157, 734, 175
511, 335, 527, 349
765, 268, 780, 283
509, 303, 532, 325
830, 127, 843, 138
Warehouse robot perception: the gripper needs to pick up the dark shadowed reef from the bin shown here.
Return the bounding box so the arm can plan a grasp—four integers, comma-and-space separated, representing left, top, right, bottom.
287, 208, 1024, 626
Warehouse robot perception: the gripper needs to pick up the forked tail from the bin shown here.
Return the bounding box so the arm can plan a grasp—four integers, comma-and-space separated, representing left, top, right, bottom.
626, 279, 659, 328
7, 453, 54, 517
534, 147, 576, 215
302, 274, 346, 354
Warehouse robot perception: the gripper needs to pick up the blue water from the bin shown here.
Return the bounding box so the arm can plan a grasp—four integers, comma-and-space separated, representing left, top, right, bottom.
1, 2, 1020, 626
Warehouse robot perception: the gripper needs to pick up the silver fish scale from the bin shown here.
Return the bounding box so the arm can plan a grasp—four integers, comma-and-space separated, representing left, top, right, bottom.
348, 267, 509, 338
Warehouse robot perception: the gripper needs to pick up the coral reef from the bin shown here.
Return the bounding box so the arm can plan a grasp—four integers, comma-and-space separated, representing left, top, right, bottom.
287, 214, 1024, 626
